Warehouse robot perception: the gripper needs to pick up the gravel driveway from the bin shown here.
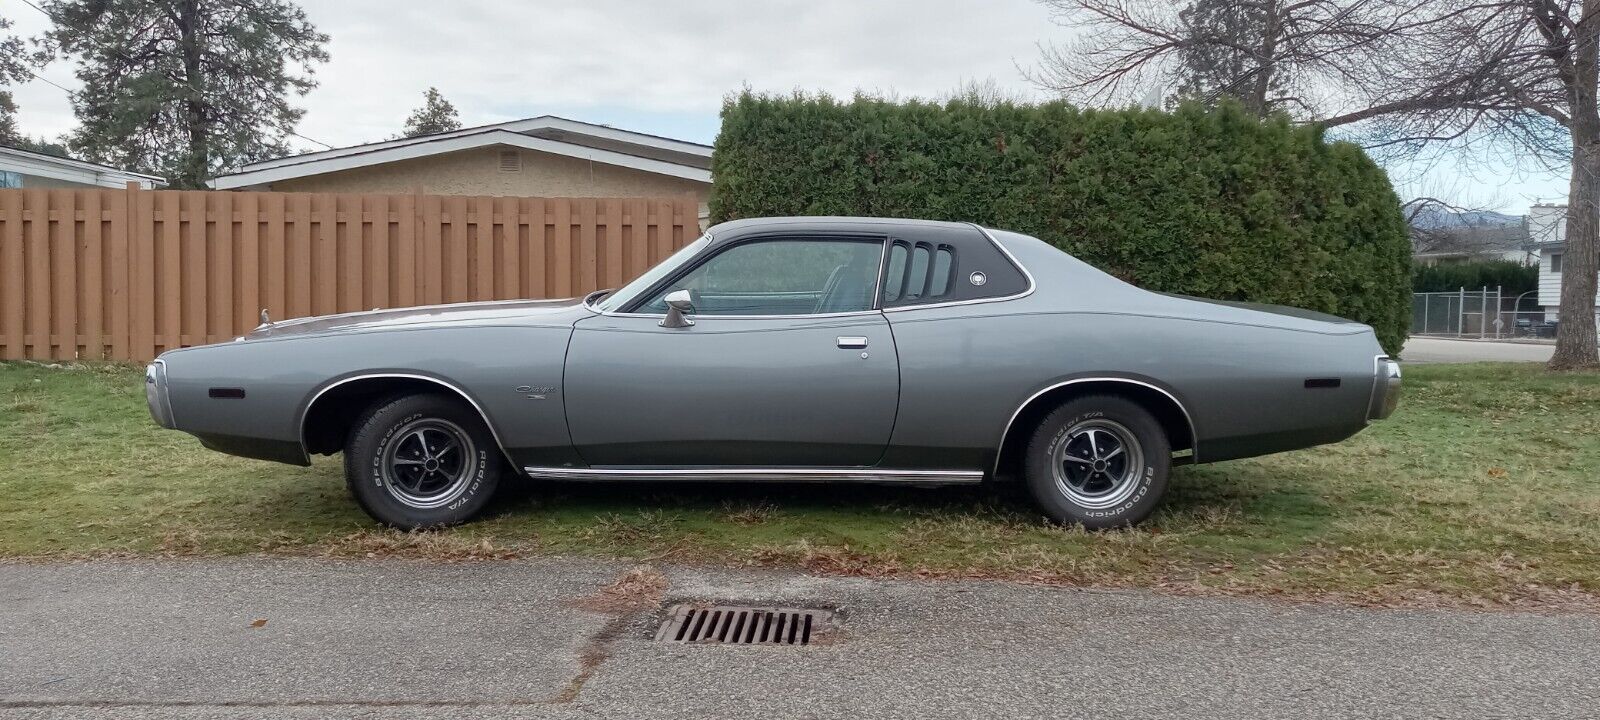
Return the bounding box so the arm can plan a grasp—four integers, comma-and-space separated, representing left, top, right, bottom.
2, 558, 1595, 719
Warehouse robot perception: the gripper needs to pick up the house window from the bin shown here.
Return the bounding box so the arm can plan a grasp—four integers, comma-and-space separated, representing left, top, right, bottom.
0, 171, 20, 188
1549, 253, 1563, 273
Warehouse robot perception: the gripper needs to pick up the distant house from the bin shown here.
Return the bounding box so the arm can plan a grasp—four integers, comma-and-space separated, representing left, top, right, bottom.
1525, 203, 1600, 322
0, 145, 163, 189
1407, 205, 1533, 266
210, 116, 712, 224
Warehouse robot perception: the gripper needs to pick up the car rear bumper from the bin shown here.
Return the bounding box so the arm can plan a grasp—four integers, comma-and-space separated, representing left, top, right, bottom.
145, 360, 175, 429
1368, 357, 1402, 421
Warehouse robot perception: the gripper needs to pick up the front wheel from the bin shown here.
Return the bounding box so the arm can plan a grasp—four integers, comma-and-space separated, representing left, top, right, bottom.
1022, 395, 1170, 528
345, 393, 503, 529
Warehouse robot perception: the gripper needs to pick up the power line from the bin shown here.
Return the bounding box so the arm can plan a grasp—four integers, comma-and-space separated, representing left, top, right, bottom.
19, 65, 71, 95
17, 0, 53, 21
14, 0, 70, 94
290, 131, 332, 150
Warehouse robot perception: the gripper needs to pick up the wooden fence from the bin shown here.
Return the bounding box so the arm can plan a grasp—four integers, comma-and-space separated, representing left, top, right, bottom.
0, 185, 701, 362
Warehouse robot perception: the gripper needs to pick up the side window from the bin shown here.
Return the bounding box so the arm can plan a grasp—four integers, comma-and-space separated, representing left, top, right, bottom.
639, 238, 884, 316
882, 239, 957, 305
883, 242, 908, 301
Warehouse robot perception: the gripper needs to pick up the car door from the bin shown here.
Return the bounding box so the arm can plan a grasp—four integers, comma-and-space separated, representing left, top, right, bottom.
563, 235, 898, 467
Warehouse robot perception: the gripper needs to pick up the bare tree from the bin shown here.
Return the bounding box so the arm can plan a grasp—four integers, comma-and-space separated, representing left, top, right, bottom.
1030, 0, 1419, 119
1404, 197, 1531, 266
1032, 0, 1600, 368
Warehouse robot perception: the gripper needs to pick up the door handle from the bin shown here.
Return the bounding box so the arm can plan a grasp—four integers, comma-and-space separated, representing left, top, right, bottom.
836, 336, 868, 349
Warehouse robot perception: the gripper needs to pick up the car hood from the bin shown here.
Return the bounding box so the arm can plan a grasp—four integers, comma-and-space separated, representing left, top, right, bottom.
246, 298, 586, 339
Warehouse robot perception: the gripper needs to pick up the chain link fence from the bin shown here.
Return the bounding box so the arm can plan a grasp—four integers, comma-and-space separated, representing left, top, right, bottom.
1412, 287, 1559, 339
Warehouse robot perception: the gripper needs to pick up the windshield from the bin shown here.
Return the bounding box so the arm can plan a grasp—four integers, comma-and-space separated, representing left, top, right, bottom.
589, 233, 713, 312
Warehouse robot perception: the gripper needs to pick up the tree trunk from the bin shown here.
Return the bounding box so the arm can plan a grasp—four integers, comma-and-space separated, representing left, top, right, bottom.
1554, 147, 1600, 369
177, 0, 208, 189
1551, 3, 1600, 370
1247, 0, 1280, 117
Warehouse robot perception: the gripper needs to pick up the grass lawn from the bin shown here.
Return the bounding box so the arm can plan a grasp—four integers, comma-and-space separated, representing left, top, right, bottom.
2, 361, 1597, 608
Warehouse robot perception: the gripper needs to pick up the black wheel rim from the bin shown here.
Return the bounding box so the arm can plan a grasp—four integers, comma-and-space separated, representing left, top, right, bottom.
379, 418, 476, 509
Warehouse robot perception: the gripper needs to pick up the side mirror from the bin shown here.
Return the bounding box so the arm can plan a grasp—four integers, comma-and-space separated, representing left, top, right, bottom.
660, 289, 695, 329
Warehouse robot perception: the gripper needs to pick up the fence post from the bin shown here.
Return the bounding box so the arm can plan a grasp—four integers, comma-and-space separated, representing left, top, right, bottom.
1424, 293, 1431, 335
107, 182, 135, 360
1484, 284, 1497, 339
1458, 287, 1465, 337
1480, 286, 1487, 339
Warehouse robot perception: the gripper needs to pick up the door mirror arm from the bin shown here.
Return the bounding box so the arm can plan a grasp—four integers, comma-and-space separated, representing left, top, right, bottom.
660, 289, 696, 329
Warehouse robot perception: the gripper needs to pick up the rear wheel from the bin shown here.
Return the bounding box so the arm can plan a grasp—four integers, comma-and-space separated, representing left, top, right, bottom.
1022, 395, 1170, 528
345, 393, 502, 529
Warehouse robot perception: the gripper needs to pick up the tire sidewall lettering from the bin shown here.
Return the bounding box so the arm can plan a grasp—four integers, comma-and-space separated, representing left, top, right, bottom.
447, 450, 489, 511
369, 411, 426, 490
1082, 464, 1155, 518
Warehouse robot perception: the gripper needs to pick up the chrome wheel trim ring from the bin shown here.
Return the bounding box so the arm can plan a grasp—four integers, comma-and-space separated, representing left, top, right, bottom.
1049, 418, 1145, 510
379, 418, 477, 510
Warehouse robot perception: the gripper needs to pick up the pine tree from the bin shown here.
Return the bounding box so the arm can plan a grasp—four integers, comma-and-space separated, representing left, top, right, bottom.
0, 91, 21, 146
1, 13, 39, 146
40, 0, 329, 187
401, 87, 461, 137
1167, 0, 1282, 116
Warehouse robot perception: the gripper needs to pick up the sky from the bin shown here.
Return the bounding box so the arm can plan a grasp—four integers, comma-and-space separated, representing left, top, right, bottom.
3, 0, 1572, 213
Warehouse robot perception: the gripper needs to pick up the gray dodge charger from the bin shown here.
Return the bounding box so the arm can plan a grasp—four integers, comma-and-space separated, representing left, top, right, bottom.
146, 217, 1402, 529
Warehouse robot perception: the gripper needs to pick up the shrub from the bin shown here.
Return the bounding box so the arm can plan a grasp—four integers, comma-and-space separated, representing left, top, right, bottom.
1412, 260, 1537, 296
710, 92, 1412, 353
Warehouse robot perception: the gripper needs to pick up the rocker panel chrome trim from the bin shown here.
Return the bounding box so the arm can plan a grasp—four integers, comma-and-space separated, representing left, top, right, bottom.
523, 466, 983, 484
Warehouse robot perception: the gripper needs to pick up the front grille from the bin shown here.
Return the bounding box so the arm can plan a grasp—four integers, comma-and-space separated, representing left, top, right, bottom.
654, 604, 831, 646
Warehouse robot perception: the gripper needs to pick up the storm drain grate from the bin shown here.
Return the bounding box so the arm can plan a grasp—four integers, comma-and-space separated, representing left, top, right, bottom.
654, 604, 832, 646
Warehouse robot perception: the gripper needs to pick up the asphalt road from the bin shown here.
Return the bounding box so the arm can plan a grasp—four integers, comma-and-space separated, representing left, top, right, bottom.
1, 559, 1595, 719
1400, 337, 1555, 363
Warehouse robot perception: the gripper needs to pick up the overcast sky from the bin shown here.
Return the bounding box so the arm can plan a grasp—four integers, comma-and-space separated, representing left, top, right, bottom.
4, 0, 1569, 212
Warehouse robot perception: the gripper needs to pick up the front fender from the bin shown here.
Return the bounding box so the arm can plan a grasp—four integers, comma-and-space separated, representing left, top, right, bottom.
156, 324, 576, 467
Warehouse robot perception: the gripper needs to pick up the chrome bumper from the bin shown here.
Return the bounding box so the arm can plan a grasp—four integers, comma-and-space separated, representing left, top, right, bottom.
1368, 357, 1401, 421
145, 360, 175, 429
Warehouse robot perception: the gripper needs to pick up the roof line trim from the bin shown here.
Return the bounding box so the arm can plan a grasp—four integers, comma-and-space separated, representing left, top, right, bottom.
210, 130, 712, 189
224, 115, 710, 175
0, 145, 165, 187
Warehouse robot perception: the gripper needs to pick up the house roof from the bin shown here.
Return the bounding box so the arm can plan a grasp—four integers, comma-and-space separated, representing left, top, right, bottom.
210, 116, 712, 190
0, 145, 165, 188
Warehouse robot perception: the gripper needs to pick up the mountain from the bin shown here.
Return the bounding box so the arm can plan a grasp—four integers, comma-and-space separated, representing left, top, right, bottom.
1407, 206, 1521, 230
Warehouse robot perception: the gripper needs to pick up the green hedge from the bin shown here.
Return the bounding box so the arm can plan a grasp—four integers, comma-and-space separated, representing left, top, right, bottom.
1413, 260, 1537, 296
710, 92, 1412, 353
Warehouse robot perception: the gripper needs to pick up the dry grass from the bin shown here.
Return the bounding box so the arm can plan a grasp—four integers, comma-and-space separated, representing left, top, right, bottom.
567, 566, 670, 615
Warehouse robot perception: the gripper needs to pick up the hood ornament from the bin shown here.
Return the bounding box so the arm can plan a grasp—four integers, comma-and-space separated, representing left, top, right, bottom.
258, 308, 273, 328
